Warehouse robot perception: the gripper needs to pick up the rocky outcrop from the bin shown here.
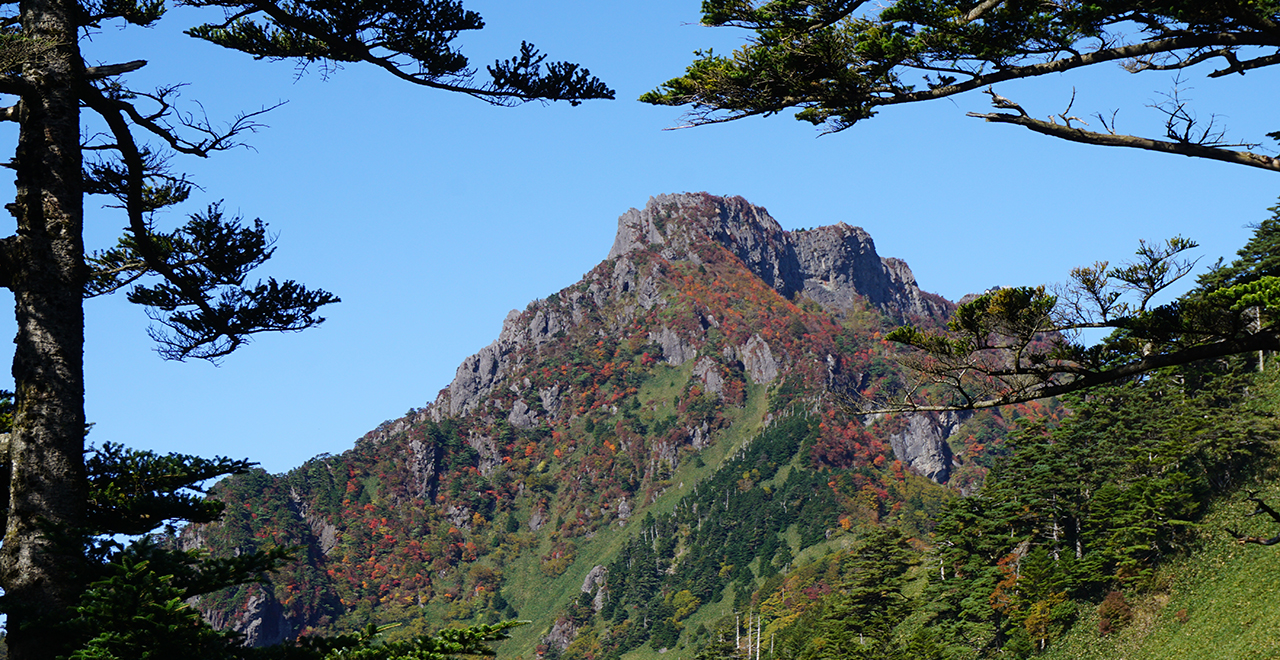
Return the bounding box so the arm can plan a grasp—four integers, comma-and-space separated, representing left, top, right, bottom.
448, 304, 575, 417
408, 436, 440, 500
581, 565, 609, 612
539, 384, 564, 418
608, 193, 948, 320
794, 226, 948, 318
738, 334, 779, 385
888, 413, 962, 483
508, 399, 538, 429
692, 357, 725, 396
544, 617, 580, 654
528, 505, 548, 532
649, 326, 697, 366
468, 432, 502, 477
448, 312, 521, 416
199, 585, 290, 648
307, 513, 340, 556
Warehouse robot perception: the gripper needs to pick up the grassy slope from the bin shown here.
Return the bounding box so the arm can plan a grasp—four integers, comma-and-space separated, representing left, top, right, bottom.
1044, 475, 1280, 660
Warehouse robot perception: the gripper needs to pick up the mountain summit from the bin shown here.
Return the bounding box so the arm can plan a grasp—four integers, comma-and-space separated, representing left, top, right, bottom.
608, 194, 944, 319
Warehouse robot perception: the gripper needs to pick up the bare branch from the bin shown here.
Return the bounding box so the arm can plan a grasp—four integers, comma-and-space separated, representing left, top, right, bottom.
95, 85, 284, 158
962, 0, 1006, 25
1124, 48, 1233, 73
967, 110, 1280, 172
981, 86, 1026, 116
1209, 52, 1280, 77
1227, 491, 1280, 546
84, 60, 146, 80
0, 234, 20, 290
0, 74, 33, 96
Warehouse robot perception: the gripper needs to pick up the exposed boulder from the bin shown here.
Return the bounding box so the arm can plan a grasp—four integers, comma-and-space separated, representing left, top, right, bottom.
467, 432, 502, 477
528, 505, 548, 532
508, 399, 538, 429
544, 617, 579, 654
539, 384, 564, 419
581, 565, 609, 612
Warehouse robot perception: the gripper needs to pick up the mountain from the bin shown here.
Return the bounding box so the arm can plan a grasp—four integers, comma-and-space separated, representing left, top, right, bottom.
186, 193, 1012, 654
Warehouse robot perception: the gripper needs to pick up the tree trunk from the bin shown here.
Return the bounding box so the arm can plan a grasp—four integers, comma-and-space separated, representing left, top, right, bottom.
1, 0, 86, 655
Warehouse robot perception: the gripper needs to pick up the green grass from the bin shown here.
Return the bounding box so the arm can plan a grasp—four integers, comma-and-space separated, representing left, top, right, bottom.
1044, 474, 1280, 660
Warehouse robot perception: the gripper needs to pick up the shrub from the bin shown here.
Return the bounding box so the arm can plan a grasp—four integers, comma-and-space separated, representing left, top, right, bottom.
1097, 591, 1132, 636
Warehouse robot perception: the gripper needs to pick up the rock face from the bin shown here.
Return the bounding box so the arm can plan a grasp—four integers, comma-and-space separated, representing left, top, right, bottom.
608, 193, 948, 319
199, 585, 290, 648
888, 413, 963, 483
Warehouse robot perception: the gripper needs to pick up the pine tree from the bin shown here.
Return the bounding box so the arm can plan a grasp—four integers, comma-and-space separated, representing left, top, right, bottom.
0, 1, 610, 658
798, 528, 915, 660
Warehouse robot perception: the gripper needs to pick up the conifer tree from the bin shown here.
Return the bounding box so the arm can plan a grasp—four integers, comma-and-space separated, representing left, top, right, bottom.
792, 528, 915, 660
645, 1, 1279, 172
0, 1, 612, 658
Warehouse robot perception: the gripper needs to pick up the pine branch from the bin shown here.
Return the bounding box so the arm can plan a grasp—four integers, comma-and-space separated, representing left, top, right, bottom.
967, 111, 1280, 172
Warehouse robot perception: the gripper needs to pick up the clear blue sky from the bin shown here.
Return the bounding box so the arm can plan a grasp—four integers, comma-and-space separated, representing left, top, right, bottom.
7, 1, 1274, 473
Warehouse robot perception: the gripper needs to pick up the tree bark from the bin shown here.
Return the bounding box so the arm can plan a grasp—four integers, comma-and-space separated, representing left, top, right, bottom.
0, 0, 87, 655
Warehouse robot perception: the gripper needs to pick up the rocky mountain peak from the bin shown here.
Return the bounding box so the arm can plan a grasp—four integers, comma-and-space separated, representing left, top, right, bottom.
608, 193, 948, 320
437, 193, 954, 421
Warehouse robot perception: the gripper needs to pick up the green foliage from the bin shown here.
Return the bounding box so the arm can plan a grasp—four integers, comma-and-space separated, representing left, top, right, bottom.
2, 0, 614, 654
175, 202, 967, 656
50, 442, 528, 660
645, 0, 1278, 145
85, 442, 255, 536
647, 3, 1279, 407
1197, 201, 1280, 291
69, 553, 239, 660
181, 0, 612, 105
88, 205, 341, 361
54, 445, 287, 658
283, 620, 527, 660
795, 527, 916, 660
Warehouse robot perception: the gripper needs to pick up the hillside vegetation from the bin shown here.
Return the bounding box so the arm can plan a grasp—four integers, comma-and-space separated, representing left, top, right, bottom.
1041, 469, 1280, 660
